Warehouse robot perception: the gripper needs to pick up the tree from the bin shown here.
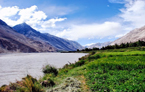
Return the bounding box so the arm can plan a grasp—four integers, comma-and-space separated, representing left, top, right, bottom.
77, 49, 80, 52
114, 44, 119, 49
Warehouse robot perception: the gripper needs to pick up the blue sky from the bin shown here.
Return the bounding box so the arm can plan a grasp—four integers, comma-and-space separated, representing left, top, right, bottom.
0, 0, 145, 46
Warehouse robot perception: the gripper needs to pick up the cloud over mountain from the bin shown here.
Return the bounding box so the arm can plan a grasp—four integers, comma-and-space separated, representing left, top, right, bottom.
119, 0, 145, 28
56, 22, 122, 40
55, 0, 145, 42
0, 5, 66, 30
1, 0, 145, 45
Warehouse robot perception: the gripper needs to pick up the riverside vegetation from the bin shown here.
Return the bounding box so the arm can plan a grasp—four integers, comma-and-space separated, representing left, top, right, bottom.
1, 41, 145, 92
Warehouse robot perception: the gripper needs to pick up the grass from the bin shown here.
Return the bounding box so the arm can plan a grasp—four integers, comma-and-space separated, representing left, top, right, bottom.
51, 47, 145, 91
0, 75, 44, 92
1, 46, 145, 92
85, 56, 145, 91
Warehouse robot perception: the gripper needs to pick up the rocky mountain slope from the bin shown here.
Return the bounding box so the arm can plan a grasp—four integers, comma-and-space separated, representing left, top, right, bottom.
0, 19, 55, 53
111, 25, 145, 45
13, 23, 83, 51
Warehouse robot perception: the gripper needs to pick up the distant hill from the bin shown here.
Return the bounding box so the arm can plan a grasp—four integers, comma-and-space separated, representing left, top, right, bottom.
85, 41, 112, 49
13, 23, 83, 51
0, 19, 56, 53
111, 25, 145, 45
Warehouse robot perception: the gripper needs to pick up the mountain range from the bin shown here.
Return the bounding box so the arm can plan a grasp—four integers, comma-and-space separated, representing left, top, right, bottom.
0, 19, 56, 53
111, 25, 145, 45
0, 19, 83, 53
85, 41, 112, 49
13, 23, 83, 51
1, 18, 145, 53
86, 25, 145, 48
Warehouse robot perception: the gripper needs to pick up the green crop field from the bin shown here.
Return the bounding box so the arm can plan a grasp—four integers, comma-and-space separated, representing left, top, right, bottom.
47, 48, 145, 92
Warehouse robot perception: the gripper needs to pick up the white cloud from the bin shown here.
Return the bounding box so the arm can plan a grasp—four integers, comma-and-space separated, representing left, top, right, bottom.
56, 22, 122, 40
1, 0, 145, 43
109, 0, 145, 29
54, 0, 145, 41
25, 11, 47, 27
107, 0, 145, 39
119, 0, 145, 28
0, 5, 66, 30
0, 5, 19, 18
41, 18, 67, 28
84, 43, 95, 47
16, 5, 48, 27
0, 5, 20, 26
18, 5, 39, 23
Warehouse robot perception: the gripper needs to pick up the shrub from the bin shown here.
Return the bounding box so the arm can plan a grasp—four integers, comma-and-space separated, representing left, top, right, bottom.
1, 75, 44, 92
22, 75, 43, 92
42, 64, 58, 76
41, 78, 55, 87
62, 63, 69, 68
90, 51, 96, 55
88, 54, 101, 61
74, 60, 85, 67
79, 57, 85, 60
0, 85, 7, 92
95, 54, 101, 58
9, 83, 19, 90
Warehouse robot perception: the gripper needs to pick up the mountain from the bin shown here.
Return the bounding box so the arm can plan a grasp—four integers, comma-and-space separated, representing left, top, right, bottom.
111, 25, 145, 45
85, 41, 112, 49
13, 23, 83, 51
0, 19, 55, 53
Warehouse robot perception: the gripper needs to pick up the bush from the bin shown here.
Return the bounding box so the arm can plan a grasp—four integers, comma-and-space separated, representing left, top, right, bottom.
88, 54, 101, 61
74, 60, 85, 67
90, 51, 96, 55
42, 65, 58, 76
22, 75, 43, 92
1, 75, 44, 92
0, 85, 7, 92
95, 54, 101, 58
41, 78, 55, 87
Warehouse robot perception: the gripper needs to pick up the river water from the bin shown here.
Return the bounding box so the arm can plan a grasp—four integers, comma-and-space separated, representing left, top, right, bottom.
0, 53, 87, 86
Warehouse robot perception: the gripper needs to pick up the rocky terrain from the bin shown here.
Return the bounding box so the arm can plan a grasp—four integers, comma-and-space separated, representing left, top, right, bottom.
0, 19, 56, 53
111, 25, 145, 45
13, 23, 83, 51
0, 19, 83, 53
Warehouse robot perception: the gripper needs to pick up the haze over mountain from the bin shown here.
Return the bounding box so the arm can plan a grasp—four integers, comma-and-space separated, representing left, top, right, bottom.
0, 19, 56, 53
13, 23, 83, 51
111, 25, 145, 45
85, 41, 112, 49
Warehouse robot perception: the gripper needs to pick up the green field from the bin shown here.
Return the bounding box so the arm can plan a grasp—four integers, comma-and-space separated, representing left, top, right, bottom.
1, 47, 145, 92
47, 47, 145, 92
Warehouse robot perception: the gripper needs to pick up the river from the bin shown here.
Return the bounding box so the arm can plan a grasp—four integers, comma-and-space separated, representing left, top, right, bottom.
0, 53, 87, 86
